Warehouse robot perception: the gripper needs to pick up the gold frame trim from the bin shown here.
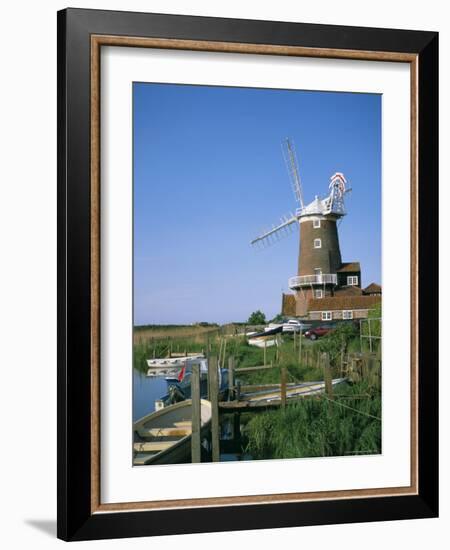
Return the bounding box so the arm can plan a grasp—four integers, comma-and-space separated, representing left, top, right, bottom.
90, 35, 419, 514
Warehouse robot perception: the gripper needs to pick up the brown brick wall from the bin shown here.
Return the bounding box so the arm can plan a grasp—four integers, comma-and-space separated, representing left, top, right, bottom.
295, 290, 310, 317
298, 217, 342, 276
281, 294, 296, 317
308, 309, 371, 321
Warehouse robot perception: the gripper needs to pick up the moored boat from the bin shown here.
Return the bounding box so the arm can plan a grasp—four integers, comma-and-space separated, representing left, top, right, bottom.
241, 378, 346, 403
133, 399, 211, 465
154, 368, 229, 410
247, 337, 278, 348
146, 354, 206, 379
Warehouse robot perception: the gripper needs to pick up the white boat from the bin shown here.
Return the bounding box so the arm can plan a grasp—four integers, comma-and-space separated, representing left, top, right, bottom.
146, 354, 204, 368
282, 319, 312, 333
146, 354, 205, 378
133, 399, 212, 465
247, 337, 278, 348
266, 323, 283, 330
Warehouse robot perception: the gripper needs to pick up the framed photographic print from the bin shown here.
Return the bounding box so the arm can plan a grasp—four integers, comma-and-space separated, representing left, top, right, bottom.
57, 8, 438, 541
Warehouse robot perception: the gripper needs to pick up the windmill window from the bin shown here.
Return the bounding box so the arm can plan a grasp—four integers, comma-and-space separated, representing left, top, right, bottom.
321, 311, 332, 321
342, 310, 353, 319
313, 219, 321, 228
315, 289, 323, 298
347, 276, 359, 286
314, 238, 322, 249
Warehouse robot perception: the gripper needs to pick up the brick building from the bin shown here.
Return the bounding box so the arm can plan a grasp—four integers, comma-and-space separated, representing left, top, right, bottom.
250, 143, 380, 322
279, 176, 380, 320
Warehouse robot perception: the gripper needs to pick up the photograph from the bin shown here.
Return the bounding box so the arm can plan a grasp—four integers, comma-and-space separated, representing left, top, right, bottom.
51, 4, 438, 542
132, 82, 382, 467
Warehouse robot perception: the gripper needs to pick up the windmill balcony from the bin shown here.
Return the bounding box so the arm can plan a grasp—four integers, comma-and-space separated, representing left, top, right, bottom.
288, 274, 337, 289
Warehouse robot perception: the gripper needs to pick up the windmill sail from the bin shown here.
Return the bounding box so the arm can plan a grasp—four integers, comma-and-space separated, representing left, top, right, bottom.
250, 138, 349, 251
251, 214, 298, 248
282, 138, 304, 209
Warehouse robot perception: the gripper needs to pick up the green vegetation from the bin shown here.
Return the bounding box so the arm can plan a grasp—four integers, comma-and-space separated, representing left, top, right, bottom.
247, 310, 266, 325
235, 339, 323, 385
244, 381, 381, 459
317, 322, 359, 366
270, 313, 285, 324
133, 322, 381, 460
360, 303, 382, 353
234, 323, 381, 460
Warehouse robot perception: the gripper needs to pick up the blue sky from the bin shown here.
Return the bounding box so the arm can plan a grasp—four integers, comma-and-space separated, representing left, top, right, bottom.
133, 83, 381, 325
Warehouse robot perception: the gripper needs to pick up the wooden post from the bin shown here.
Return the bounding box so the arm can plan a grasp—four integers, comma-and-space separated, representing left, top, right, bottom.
362, 355, 370, 382
281, 367, 287, 408
233, 413, 241, 442
222, 338, 227, 369
208, 356, 220, 462
367, 356, 376, 387
228, 355, 235, 401
236, 380, 241, 401
298, 327, 303, 365
191, 364, 201, 463
357, 358, 363, 381
263, 340, 267, 367
349, 357, 355, 382
360, 319, 363, 352
322, 353, 333, 399
368, 318, 373, 353
375, 358, 382, 389
217, 338, 222, 367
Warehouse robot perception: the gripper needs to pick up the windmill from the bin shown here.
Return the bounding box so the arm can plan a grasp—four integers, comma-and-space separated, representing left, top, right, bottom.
251, 138, 352, 317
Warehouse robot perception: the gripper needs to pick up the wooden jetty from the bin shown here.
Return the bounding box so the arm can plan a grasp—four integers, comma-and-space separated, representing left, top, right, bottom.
134, 341, 381, 464
219, 378, 346, 411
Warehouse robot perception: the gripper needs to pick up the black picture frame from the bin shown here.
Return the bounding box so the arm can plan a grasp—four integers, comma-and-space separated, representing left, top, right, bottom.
57, 7, 438, 541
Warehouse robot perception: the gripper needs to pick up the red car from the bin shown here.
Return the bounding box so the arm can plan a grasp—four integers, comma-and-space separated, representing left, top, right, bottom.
304, 324, 336, 340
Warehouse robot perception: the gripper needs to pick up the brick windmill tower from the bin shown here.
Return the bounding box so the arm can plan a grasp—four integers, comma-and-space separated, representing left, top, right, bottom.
251, 139, 358, 317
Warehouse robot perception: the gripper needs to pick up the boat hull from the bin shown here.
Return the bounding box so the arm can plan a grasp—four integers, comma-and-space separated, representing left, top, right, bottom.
133, 399, 212, 466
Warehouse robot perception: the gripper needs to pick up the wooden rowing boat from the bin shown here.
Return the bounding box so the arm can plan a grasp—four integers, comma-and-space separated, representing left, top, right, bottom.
133, 399, 211, 466
241, 378, 346, 403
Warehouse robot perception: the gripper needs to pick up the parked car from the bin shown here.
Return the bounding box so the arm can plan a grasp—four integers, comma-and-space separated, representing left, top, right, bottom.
304, 323, 337, 340
282, 319, 312, 333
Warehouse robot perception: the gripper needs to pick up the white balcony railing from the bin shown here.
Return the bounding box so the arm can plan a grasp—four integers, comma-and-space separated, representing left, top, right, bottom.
288, 274, 337, 289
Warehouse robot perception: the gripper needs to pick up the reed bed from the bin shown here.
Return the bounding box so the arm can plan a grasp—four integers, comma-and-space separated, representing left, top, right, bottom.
244, 381, 381, 459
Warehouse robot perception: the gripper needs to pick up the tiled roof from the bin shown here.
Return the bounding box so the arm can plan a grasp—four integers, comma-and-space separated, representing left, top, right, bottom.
363, 282, 382, 294
337, 262, 361, 273
334, 286, 363, 296
281, 293, 296, 316
308, 295, 381, 312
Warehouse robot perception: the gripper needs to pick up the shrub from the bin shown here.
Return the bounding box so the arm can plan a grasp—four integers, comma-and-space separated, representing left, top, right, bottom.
248, 310, 266, 325
317, 322, 358, 366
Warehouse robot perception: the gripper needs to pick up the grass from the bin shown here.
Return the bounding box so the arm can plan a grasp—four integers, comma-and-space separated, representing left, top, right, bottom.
133, 325, 325, 382
133, 331, 251, 373
235, 339, 324, 385
244, 381, 381, 459
134, 324, 220, 343
133, 323, 381, 460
